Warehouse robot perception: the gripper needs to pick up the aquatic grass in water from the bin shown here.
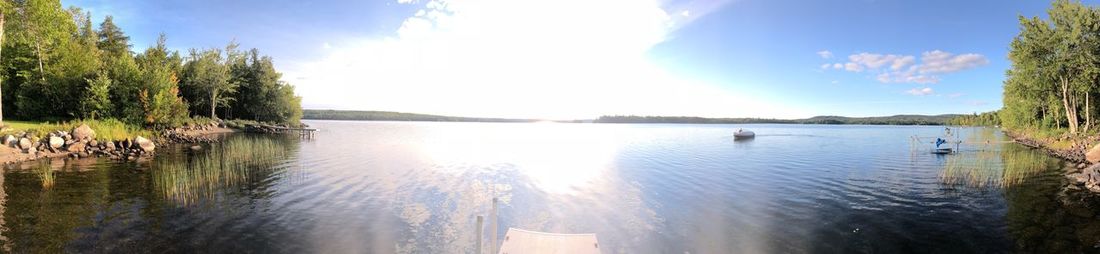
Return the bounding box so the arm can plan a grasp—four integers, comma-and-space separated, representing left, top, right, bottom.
941, 144, 1059, 188
152, 135, 297, 206
35, 163, 55, 189
939, 127, 1060, 188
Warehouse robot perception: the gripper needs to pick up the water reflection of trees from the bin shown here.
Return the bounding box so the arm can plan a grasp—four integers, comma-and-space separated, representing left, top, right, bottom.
0, 134, 300, 252
933, 128, 1100, 252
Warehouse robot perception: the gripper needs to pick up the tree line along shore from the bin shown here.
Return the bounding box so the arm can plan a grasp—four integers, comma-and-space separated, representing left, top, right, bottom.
0, 0, 304, 163
950, 1, 1100, 193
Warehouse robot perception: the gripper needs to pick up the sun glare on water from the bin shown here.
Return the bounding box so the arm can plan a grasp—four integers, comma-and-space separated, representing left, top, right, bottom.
419, 123, 621, 194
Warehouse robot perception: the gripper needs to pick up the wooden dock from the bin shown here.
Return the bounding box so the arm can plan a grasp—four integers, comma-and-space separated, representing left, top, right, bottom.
475, 198, 600, 254
497, 228, 600, 254
246, 124, 318, 138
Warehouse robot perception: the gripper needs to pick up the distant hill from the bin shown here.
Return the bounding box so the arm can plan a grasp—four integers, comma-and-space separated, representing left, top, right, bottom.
303, 109, 965, 126
593, 114, 964, 125
302, 109, 536, 122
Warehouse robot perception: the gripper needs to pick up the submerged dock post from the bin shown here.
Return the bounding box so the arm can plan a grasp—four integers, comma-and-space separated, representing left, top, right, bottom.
491, 198, 499, 254
476, 215, 484, 254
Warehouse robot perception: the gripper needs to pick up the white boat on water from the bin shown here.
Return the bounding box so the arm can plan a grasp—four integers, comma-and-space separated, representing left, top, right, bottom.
734, 129, 755, 140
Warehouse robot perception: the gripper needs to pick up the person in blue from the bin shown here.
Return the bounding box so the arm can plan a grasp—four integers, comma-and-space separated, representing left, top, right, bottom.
935, 138, 945, 148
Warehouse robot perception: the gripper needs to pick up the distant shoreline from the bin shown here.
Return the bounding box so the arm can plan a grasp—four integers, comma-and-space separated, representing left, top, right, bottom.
302, 109, 968, 126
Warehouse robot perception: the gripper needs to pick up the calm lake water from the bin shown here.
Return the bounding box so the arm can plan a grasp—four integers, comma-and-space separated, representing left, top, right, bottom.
1, 121, 1099, 253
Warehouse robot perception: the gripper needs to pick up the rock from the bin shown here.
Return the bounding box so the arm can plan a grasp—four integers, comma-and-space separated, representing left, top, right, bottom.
1088, 144, 1100, 164
1079, 163, 1089, 169
190, 145, 202, 150
89, 140, 98, 147
25, 147, 36, 154
134, 136, 155, 152
66, 141, 85, 152
72, 124, 95, 141
18, 138, 32, 150
3, 135, 15, 146
103, 141, 114, 151
1071, 173, 1089, 184
48, 136, 63, 149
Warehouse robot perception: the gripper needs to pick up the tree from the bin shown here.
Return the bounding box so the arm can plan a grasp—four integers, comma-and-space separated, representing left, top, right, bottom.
134, 34, 188, 127
1, 11, 6, 125
96, 15, 129, 58
229, 49, 301, 124
180, 42, 239, 119
1002, 0, 1100, 135
80, 72, 111, 119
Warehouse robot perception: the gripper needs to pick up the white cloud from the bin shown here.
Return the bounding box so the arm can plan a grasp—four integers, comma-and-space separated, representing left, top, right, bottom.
917, 50, 989, 74
905, 87, 934, 96
819, 63, 830, 70
681, 10, 690, 17
322, 42, 332, 49
285, 0, 797, 119
824, 50, 987, 84
397, 0, 417, 4
817, 50, 833, 59
844, 62, 863, 72
832, 63, 843, 69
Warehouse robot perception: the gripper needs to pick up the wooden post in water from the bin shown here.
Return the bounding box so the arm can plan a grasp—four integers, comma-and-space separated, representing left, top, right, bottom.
491, 198, 499, 254
476, 215, 484, 254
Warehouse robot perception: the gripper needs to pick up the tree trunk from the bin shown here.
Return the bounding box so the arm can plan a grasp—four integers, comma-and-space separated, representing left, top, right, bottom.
210, 89, 217, 120
1087, 92, 1092, 133
33, 40, 44, 81
1062, 76, 1079, 134
0, 13, 5, 126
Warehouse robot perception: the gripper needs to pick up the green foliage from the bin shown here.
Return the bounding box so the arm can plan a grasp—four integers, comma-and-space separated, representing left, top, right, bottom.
180, 44, 237, 119
79, 72, 111, 119
0, 0, 301, 127
1002, 0, 1100, 135
228, 50, 301, 124
0, 118, 150, 141
95, 16, 129, 57
949, 111, 1001, 126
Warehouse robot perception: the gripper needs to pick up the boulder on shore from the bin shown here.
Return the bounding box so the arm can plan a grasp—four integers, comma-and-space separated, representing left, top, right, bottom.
18, 138, 32, 150
72, 124, 96, 141
3, 135, 15, 146
134, 136, 155, 152
66, 142, 86, 152
1088, 144, 1100, 164
48, 136, 64, 149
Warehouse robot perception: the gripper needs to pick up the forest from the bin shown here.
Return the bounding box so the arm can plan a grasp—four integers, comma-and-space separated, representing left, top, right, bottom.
1000, 0, 1100, 136
0, 0, 302, 128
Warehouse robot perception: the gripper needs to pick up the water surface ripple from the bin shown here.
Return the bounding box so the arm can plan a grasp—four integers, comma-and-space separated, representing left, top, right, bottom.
2, 121, 1099, 253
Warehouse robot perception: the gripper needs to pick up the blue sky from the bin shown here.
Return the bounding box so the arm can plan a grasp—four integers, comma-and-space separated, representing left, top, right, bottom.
63, 0, 1071, 119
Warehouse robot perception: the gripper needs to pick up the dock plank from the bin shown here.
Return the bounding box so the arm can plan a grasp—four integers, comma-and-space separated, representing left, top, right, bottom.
497, 228, 600, 254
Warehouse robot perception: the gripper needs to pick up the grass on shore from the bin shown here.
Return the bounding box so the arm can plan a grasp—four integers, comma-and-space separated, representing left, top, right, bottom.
0, 119, 152, 141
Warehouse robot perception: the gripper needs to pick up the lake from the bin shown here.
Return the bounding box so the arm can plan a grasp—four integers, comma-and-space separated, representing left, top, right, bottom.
0, 120, 1097, 253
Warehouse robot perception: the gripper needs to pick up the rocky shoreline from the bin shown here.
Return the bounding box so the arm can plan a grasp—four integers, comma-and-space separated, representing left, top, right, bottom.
1007, 131, 1100, 192
0, 121, 241, 166
0, 124, 157, 165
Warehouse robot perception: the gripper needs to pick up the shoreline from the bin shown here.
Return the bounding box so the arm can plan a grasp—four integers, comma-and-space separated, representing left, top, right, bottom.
1004, 130, 1100, 192
0, 123, 242, 167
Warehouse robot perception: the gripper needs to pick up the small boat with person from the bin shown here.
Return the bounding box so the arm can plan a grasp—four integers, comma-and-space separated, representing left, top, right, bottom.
734, 128, 755, 140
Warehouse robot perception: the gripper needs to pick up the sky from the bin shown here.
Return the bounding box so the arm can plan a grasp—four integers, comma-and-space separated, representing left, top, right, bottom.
62, 0, 1075, 120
